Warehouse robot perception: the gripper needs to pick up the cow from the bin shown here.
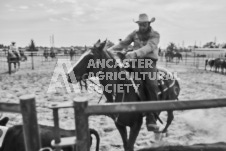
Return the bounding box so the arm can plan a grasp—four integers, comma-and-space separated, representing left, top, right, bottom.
0, 117, 99, 151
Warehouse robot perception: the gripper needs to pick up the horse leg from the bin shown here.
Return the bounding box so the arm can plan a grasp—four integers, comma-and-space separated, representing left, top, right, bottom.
13, 62, 16, 70
18, 62, 20, 70
115, 122, 128, 151
162, 111, 174, 133
127, 117, 142, 151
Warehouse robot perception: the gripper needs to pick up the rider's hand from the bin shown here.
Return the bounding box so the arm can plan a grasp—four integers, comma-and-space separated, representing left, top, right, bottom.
125, 51, 137, 59
117, 51, 126, 60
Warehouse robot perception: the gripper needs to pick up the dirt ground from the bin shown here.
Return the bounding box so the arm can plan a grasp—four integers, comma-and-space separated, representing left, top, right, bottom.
0, 58, 226, 151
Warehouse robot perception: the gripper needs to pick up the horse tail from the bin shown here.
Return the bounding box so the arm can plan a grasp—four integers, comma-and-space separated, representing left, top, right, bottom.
174, 79, 180, 100
90, 128, 100, 151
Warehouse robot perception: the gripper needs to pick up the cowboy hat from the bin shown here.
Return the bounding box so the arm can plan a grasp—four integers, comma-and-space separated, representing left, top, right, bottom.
11, 41, 16, 44
134, 13, 155, 23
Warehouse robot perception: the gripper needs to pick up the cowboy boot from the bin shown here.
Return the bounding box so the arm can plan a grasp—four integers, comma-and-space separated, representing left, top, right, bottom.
146, 113, 159, 132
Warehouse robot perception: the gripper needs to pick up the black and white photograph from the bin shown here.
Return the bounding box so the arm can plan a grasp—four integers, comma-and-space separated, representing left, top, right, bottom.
0, 0, 226, 151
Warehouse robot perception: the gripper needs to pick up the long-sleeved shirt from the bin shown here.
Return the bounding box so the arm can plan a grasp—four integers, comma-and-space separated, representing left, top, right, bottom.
8, 45, 21, 58
110, 27, 160, 60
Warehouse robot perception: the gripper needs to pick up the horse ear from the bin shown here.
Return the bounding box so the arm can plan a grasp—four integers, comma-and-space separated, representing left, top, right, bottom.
99, 40, 108, 51
94, 39, 101, 48
102, 39, 110, 51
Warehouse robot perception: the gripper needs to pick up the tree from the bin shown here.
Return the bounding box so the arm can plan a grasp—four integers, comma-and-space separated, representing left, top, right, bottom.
203, 41, 218, 48
27, 39, 38, 51
27, 39, 37, 70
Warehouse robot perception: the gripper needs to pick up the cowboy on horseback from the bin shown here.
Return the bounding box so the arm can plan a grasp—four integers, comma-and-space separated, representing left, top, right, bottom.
108, 13, 160, 132
8, 42, 21, 59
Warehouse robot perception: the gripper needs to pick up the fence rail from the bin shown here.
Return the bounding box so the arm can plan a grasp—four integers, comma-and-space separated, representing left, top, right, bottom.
71, 97, 226, 151
0, 102, 21, 113
0, 52, 220, 74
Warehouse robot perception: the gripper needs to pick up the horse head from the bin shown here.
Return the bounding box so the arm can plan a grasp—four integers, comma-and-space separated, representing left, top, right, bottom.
67, 39, 110, 84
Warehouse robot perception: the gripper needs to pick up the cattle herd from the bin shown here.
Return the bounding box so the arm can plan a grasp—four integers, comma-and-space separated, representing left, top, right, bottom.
205, 58, 226, 74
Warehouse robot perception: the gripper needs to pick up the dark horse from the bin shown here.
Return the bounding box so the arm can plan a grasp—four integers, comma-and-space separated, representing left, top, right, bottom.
43, 50, 49, 61
67, 40, 180, 151
205, 58, 226, 74
165, 51, 173, 62
173, 52, 182, 63
165, 51, 182, 63
205, 58, 215, 71
50, 49, 56, 61
7, 51, 20, 72
0, 117, 100, 151
221, 59, 226, 74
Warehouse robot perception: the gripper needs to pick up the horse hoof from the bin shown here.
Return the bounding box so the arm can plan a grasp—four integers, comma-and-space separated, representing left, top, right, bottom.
154, 132, 163, 142
163, 131, 169, 137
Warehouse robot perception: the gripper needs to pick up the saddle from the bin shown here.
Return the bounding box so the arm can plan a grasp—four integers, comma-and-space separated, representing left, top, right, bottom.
122, 63, 174, 100
116, 52, 175, 99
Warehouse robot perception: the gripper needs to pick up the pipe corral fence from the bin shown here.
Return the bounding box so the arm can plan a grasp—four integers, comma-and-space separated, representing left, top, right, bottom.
0, 52, 82, 74
1, 51, 225, 75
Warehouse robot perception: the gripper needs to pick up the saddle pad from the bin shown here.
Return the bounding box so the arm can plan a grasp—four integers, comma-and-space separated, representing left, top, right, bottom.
0, 126, 8, 147
157, 66, 174, 80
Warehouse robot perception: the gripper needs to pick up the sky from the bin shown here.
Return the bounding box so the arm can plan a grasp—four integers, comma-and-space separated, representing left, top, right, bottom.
0, 0, 226, 48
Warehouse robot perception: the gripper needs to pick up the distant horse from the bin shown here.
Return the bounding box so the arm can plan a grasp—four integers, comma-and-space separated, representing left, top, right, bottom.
214, 58, 223, 73
205, 58, 215, 71
67, 40, 180, 151
173, 52, 182, 63
221, 59, 226, 74
43, 50, 49, 61
165, 51, 174, 62
7, 51, 20, 72
0, 117, 100, 151
165, 51, 182, 63
50, 51, 56, 60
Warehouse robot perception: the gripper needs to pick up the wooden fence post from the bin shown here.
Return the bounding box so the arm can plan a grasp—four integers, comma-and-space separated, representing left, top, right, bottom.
31, 52, 34, 70
196, 56, 199, 69
52, 107, 62, 151
20, 94, 41, 151
185, 52, 187, 65
193, 52, 196, 66
74, 98, 90, 151
8, 62, 11, 75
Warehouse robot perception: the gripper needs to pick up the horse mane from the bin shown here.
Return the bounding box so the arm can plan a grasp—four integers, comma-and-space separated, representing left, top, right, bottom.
99, 40, 143, 99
